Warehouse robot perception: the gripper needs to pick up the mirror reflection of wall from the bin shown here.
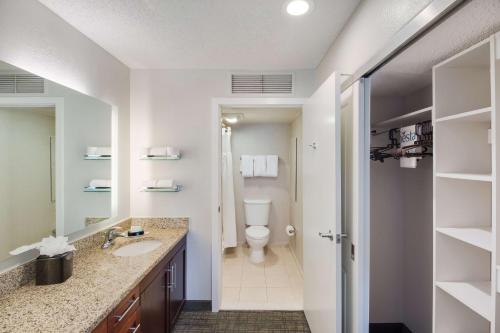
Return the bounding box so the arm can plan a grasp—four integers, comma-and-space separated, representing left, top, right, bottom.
0, 107, 56, 261
0, 60, 114, 263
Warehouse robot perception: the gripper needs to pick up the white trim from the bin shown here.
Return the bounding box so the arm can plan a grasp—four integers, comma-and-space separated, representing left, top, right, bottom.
211, 97, 306, 312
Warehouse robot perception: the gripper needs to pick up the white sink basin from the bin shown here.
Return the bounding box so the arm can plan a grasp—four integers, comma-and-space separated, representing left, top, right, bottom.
113, 240, 162, 257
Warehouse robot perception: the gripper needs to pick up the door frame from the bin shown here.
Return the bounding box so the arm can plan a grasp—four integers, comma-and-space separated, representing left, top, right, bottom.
211, 97, 306, 311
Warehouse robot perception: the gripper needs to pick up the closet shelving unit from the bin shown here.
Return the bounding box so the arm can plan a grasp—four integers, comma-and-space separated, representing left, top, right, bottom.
433, 37, 497, 333
372, 106, 432, 129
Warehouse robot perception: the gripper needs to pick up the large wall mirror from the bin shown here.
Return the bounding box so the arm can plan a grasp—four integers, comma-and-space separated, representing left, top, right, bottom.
0, 60, 115, 264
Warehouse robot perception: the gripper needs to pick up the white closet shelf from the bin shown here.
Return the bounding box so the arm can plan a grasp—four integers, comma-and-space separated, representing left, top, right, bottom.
436, 227, 492, 251
373, 106, 432, 128
435, 107, 491, 123
436, 281, 492, 321
436, 172, 492, 182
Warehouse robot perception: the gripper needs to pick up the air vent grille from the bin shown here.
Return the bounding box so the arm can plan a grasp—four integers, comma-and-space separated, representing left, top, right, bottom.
231, 73, 293, 94
0, 73, 44, 94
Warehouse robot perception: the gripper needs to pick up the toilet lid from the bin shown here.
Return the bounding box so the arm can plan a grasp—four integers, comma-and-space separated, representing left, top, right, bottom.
246, 226, 269, 239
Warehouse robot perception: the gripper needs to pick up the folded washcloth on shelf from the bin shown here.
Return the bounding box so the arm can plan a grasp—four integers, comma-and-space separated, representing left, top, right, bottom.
89, 179, 111, 188
149, 146, 168, 156
156, 179, 175, 188
265, 155, 278, 177
240, 155, 254, 177
166, 146, 180, 157
253, 155, 267, 177
87, 146, 111, 156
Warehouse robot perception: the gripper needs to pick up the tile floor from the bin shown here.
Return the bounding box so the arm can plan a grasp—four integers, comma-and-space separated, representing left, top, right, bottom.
221, 245, 303, 310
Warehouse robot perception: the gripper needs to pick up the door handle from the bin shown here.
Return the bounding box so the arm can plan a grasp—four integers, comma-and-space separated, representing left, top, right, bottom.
319, 230, 334, 241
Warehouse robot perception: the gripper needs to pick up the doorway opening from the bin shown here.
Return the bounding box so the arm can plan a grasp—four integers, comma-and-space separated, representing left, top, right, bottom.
218, 105, 304, 310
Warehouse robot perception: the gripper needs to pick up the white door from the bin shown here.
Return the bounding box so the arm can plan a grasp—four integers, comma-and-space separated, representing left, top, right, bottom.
303, 72, 342, 332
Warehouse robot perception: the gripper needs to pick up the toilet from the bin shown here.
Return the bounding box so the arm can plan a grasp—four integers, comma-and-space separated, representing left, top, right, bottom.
244, 199, 271, 263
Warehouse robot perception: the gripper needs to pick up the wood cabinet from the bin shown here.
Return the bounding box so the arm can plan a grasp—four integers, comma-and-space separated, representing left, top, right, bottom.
167, 245, 186, 331
93, 236, 186, 333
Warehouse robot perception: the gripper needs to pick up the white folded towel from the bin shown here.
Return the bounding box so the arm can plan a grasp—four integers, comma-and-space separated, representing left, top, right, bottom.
240, 155, 254, 177
166, 146, 180, 157
157, 179, 175, 188
89, 179, 111, 188
254, 155, 267, 177
87, 146, 111, 156
265, 155, 279, 177
143, 180, 157, 188
149, 146, 168, 156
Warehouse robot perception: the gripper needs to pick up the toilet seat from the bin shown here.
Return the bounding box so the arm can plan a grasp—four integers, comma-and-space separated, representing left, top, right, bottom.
245, 226, 269, 240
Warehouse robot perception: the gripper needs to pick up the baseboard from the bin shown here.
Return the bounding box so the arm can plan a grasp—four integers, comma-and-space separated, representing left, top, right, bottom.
369, 323, 412, 333
183, 300, 212, 311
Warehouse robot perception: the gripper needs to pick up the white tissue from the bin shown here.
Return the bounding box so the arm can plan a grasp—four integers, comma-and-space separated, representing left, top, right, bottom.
10, 236, 75, 257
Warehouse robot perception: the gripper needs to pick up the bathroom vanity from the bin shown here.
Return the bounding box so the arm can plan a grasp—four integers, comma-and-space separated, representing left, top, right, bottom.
94, 235, 186, 333
0, 219, 187, 333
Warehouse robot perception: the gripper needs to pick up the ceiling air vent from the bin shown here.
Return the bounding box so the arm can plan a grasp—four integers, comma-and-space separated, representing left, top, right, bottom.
0, 73, 45, 94
231, 73, 293, 94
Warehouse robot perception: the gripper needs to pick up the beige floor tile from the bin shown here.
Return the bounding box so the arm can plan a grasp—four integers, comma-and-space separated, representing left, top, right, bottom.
222, 287, 240, 303
265, 271, 291, 287
267, 287, 298, 307
241, 270, 266, 287
223, 270, 242, 287
239, 287, 267, 303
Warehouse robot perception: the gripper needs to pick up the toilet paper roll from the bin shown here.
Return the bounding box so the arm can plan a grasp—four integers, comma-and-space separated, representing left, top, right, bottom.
286, 225, 296, 236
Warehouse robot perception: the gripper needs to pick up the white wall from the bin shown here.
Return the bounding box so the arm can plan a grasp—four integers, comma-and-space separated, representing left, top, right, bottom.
0, 108, 55, 261
315, 0, 433, 86
231, 123, 291, 246
0, 0, 130, 225
130, 69, 315, 300
289, 115, 303, 267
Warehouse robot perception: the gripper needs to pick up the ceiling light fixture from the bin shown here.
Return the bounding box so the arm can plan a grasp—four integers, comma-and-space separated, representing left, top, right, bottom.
286, 0, 312, 16
223, 113, 243, 124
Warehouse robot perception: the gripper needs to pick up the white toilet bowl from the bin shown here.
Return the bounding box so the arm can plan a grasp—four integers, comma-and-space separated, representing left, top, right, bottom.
245, 226, 270, 263
244, 199, 271, 264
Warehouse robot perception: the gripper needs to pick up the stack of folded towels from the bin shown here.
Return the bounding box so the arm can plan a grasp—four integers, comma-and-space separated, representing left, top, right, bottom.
86, 146, 111, 157
143, 179, 176, 189
144, 146, 180, 157
88, 179, 111, 189
240, 155, 278, 178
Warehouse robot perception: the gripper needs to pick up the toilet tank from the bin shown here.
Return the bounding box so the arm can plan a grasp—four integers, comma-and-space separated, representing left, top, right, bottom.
244, 199, 271, 226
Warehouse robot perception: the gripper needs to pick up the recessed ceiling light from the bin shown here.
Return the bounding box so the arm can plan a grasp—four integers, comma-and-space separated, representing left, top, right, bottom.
286, 0, 311, 16
223, 114, 243, 124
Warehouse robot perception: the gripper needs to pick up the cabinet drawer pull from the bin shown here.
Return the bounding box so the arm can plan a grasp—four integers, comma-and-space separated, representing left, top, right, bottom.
114, 296, 139, 323
129, 323, 141, 333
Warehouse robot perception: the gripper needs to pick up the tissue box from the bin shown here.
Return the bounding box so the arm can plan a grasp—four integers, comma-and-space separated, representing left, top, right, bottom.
35, 251, 74, 285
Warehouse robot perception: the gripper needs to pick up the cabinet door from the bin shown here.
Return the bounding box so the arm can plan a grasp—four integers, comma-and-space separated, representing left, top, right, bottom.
168, 247, 185, 329
141, 269, 166, 333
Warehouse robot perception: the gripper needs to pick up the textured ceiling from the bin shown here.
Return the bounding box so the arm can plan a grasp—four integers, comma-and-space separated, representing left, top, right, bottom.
372, 0, 500, 97
38, 0, 360, 70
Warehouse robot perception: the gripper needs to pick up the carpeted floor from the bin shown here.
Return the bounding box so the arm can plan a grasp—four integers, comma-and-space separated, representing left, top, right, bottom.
173, 310, 311, 333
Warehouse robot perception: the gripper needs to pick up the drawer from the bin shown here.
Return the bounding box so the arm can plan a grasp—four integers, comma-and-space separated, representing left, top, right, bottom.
108, 286, 140, 333
116, 308, 141, 333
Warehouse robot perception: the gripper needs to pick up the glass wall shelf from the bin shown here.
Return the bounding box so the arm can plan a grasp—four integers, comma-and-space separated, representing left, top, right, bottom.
84, 155, 111, 160
141, 185, 183, 192
84, 187, 111, 192
140, 154, 181, 160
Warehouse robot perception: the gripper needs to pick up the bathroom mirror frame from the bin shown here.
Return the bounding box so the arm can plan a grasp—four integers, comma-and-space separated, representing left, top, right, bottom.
0, 69, 120, 273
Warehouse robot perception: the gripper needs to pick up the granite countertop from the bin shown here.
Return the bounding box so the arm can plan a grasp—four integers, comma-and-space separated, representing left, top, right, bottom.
0, 222, 188, 333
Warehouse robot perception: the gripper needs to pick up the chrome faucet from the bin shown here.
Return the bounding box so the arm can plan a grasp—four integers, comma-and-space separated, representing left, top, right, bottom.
102, 227, 125, 249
